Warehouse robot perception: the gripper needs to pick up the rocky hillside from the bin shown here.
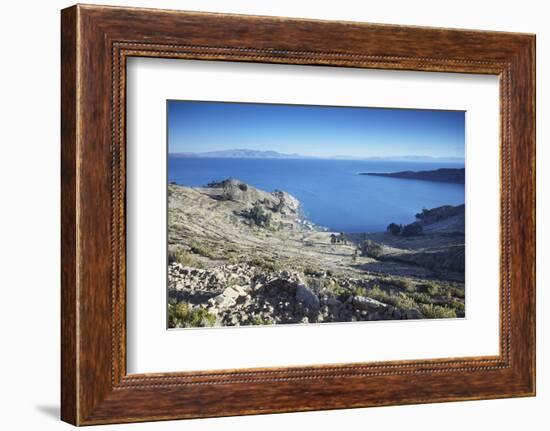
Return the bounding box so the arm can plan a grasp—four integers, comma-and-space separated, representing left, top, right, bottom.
168, 264, 422, 327
167, 180, 465, 328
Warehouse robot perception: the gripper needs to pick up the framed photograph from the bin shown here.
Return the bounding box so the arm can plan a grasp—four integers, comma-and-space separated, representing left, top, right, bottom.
61, 4, 536, 425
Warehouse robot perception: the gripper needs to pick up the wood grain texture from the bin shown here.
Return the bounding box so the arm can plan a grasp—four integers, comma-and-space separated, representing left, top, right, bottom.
60, 5, 78, 425
60, 4, 536, 425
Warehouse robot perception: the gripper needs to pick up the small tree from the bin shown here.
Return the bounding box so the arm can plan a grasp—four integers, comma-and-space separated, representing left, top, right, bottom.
387, 222, 402, 236
247, 203, 272, 228
402, 221, 423, 237
351, 247, 358, 263
222, 183, 237, 201
360, 239, 383, 258
415, 207, 430, 220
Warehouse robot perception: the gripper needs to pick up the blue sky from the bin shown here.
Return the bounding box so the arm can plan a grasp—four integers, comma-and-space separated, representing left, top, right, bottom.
167, 100, 465, 159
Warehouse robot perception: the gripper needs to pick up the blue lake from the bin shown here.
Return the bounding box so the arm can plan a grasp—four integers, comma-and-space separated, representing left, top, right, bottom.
168, 157, 465, 233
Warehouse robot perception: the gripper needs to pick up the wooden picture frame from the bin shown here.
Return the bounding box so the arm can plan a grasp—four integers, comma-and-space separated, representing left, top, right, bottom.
61, 4, 535, 425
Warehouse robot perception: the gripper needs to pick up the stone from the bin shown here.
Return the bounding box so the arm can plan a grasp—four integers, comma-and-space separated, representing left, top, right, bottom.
212, 293, 236, 308
231, 285, 248, 296
295, 284, 320, 311
326, 297, 342, 308
367, 312, 381, 321
352, 296, 388, 312
280, 270, 291, 279
405, 309, 424, 320
222, 286, 245, 300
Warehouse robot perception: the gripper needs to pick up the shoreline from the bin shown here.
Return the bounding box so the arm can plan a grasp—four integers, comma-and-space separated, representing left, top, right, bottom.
172, 180, 464, 236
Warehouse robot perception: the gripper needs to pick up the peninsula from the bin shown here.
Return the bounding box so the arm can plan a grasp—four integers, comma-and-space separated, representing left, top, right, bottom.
361, 168, 465, 184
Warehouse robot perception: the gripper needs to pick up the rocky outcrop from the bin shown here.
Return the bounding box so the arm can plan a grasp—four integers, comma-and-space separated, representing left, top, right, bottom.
205, 178, 300, 215
295, 284, 321, 312
352, 296, 388, 313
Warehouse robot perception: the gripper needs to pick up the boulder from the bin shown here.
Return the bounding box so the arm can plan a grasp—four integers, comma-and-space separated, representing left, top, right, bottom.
212, 294, 235, 308
211, 286, 247, 309
392, 309, 402, 319
326, 297, 342, 308
295, 284, 320, 311
228, 285, 248, 296
367, 312, 381, 321
280, 270, 291, 280
222, 286, 246, 299
352, 296, 388, 313
405, 309, 424, 320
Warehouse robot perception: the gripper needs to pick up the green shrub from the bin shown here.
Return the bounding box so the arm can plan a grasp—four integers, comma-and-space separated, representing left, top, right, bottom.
304, 266, 324, 277
367, 285, 390, 303
349, 285, 367, 297
367, 286, 418, 310
392, 294, 418, 311
420, 304, 457, 319
387, 277, 415, 292
415, 207, 430, 220
450, 286, 466, 299
247, 315, 274, 326
168, 302, 217, 328
315, 279, 346, 298
245, 203, 273, 228
360, 239, 383, 258
225, 251, 241, 265
448, 299, 465, 314
420, 281, 440, 296
387, 222, 402, 236
168, 249, 203, 268
410, 291, 433, 305
402, 221, 424, 237
247, 256, 284, 273
214, 180, 249, 199
328, 283, 348, 298
189, 241, 215, 258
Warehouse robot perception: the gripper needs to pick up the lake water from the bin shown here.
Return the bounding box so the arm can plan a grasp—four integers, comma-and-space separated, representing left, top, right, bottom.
168, 157, 465, 233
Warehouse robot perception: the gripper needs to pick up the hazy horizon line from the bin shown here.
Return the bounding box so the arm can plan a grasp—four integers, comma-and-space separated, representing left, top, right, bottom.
168, 148, 465, 161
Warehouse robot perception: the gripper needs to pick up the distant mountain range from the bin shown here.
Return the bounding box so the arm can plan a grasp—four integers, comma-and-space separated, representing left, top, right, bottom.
170, 149, 464, 163
171, 149, 308, 159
